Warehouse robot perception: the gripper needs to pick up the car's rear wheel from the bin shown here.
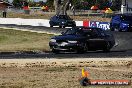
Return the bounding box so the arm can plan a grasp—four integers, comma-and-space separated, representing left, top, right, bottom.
76, 49, 84, 54
119, 28, 123, 32
111, 27, 114, 31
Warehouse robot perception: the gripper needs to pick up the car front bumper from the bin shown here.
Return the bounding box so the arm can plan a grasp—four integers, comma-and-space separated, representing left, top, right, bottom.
49, 42, 83, 51
61, 22, 76, 27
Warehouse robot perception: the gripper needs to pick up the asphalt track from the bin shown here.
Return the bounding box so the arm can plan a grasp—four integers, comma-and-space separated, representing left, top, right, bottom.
0, 24, 132, 59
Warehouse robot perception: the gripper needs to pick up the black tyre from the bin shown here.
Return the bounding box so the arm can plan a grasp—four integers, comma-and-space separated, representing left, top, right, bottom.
103, 42, 110, 52
119, 28, 123, 32
76, 43, 87, 54
111, 27, 114, 31
111, 27, 119, 31
50, 25, 53, 27
61, 25, 65, 28
59, 25, 62, 28
52, 49, 60, 54
72, 24, 76, 27
76, 49, 85, 54
127, 28, 131, 32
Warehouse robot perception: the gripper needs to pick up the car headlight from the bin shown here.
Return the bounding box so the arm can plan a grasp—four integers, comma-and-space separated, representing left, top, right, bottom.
122, 23, 129, 26
50, 39, 56, 42
62, 22, 66, 24
68, 41, 77, 43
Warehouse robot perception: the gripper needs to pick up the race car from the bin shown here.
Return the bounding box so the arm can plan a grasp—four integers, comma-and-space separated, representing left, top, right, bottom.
49, 15, 76, 28
110, 14, 132, 32
49, 26, 115, 53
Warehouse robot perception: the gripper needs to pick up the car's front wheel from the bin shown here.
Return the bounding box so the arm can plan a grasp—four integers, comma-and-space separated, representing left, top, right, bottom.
103, 42, 110, 52
52, 49, 60, 54
76, 43, 87, 54
111, 27, 119, 31
72, 24, 76, 27
50, 25, 53, 27
61, 25, 65, 28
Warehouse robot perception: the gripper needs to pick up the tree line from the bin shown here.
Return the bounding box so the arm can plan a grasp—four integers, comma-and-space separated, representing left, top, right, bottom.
11, 0, 121, 15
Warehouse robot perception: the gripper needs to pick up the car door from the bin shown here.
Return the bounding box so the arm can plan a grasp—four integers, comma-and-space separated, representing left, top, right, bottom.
86, 28, 106, 50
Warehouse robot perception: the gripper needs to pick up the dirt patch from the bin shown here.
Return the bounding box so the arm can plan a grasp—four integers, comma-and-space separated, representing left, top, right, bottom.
0, 59, 131, 88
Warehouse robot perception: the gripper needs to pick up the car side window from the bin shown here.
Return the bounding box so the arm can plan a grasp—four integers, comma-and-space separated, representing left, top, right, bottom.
91, 29, 100, 38
96, 28, 106, 37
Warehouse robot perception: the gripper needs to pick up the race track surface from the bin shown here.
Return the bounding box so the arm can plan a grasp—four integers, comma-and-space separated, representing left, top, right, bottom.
0, 49, 132, 59
0, 24, 132, 59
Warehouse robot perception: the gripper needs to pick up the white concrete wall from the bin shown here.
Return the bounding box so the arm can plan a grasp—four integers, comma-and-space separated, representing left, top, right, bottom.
127, 0, 132, 8
0, 18, 110, 30
0, 18, 83, 27
0, 18, 50, 27
127, 0, 132, 13
121, 0, 132, 13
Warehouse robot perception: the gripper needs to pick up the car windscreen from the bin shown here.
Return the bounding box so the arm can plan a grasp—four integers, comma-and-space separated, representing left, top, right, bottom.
81, 28, 101, 37
64, 27, 100, 37
50, 16, 56, 20
64, 28, 76, 35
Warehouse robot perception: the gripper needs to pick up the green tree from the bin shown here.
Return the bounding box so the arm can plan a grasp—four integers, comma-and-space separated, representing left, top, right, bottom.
53, 0, 74, 15
13, 0, 21, 8
47, 0, 121, 14
46, 0, 54, 10
3, 0, 9, 2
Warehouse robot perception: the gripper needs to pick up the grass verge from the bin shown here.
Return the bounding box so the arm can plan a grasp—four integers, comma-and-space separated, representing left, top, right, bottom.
0, 28, 53, 52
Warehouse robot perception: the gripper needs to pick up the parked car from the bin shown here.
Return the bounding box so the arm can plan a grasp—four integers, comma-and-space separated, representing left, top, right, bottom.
49, 15, 76, 28
110, 14, 132, 32
49, 26, 115, 53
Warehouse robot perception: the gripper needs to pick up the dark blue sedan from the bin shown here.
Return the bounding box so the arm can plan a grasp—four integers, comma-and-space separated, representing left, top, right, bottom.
49, 26, 115, 53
